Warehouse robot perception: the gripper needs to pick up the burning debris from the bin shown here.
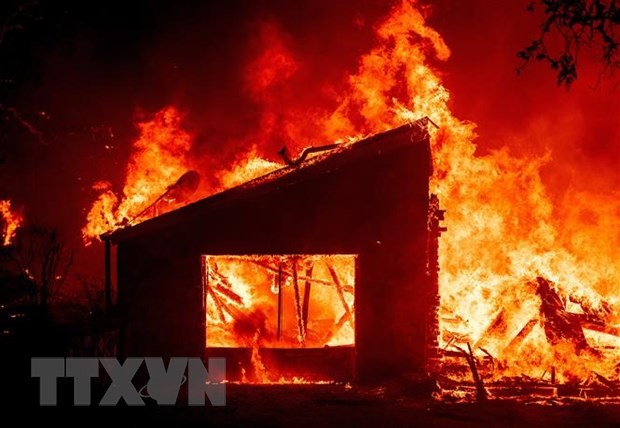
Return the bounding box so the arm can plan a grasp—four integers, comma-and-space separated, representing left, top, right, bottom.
536, 276, 595, 353
440, 275, 620, 399
278, 144, 340, 167
204, 255, 355, 349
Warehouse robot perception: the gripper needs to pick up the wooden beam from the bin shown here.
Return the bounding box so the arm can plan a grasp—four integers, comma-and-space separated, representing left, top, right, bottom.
302, 264, 313, 336
277, 264, 282, 341
327, 264, 352, 321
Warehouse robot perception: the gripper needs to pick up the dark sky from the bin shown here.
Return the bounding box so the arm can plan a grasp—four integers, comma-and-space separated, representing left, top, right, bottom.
0, 0, 618, 278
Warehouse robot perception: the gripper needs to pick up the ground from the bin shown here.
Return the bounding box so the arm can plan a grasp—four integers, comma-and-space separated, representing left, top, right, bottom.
8, 384, 620, 427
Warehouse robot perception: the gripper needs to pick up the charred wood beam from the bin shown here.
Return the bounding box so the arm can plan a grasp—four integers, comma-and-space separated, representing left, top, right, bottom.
421, 116, 440, 129
535, 276, 590, 351
325, 310, 352, 344
505, 317, 538, 353
209, 266, 234, 290
211, 282, 243, 305
474, 309, 507, 350
455, 343, 488, 402
302, 264, 313, 336
103, 236, 112, 312
208, 269, 243, 304
479, 347, 495, 373
592, 371, 619, 392
207, 287, 226, 323
571, 295, 613, 323
278, 144, 339, 167
426, 194, 445, 365
327, 264, 353, 322
209, 286, 244, 322
322, 264, 354, 344
277, 264, 282, 341
581, 321, 620, 338
291, 260, 305, 344
247, 259, 353, 291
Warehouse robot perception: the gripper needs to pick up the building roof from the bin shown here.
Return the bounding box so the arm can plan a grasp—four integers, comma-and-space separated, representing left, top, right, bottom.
109, 119, 431, 243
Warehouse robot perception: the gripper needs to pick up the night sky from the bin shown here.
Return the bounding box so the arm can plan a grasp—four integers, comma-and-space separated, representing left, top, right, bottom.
1, 0, 618, 280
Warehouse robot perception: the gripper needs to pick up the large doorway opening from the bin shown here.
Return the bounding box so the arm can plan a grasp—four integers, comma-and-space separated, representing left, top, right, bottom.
202, 254, 356, 382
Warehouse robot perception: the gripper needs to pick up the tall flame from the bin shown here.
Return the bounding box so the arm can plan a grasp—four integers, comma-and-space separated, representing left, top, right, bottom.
82, 0, 620, 382
82, 106, 194, 243
223, 0, 620, 381
0, 199, 22, 246
337, 0, 620, 381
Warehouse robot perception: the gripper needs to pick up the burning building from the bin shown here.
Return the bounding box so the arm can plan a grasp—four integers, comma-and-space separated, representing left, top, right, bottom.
108, 120, 437, 383
77, 0, 619, 398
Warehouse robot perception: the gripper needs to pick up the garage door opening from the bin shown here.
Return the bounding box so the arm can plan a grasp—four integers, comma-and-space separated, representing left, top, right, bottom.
202, 254, 356, 382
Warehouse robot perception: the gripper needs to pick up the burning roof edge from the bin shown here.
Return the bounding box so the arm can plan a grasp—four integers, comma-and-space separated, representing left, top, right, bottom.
108, 119, 432, 243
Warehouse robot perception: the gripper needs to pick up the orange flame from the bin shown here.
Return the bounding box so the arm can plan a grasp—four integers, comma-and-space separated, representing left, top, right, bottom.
204, 255, 355, 349
0, 199, 23, 246
342, 0, 620, 381
82, 106, 195, 243
82, 0, 620, 383
224, 0, 620, 381
216, 146, 283, 191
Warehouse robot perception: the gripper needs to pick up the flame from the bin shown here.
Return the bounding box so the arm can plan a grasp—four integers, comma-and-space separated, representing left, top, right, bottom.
220, 0, 620, 382
82, 107, 194, 242
204, 255, 355, 349
240, 331, 334, 384
216, 146, 283, 190
82, 0, 620, 384
245, 21, 299, 100
0, 199, 23, 246
337, 0, 620, 382
205, 255, 354, 384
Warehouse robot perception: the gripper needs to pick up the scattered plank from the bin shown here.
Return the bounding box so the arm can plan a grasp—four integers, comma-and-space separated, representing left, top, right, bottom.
455, 343, 488, 402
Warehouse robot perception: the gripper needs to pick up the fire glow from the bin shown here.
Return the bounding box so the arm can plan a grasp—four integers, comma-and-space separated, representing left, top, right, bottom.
0, 199, 22, 246
82, 0, 619, 387
82, 107, 195, 242
203, 255, 355, 349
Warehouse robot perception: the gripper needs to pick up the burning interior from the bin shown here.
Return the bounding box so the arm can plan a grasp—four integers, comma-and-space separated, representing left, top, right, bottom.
203, 255, 356, 349
203, 255, 356, 382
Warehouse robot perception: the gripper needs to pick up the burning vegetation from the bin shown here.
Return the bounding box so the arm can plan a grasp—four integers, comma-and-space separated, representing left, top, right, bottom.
79, 0, 619, 392
0, 199, 22, 246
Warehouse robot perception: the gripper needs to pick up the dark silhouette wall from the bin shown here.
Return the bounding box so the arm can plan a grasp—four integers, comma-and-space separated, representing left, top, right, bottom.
112, 123, 432, 382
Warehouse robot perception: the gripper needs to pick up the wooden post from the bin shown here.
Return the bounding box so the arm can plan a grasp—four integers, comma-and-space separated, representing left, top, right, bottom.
104, 236, 112, 312
292, 259, 305, 344
457, 343, 487, 402
277, 263, 282, 341
327, 264, 352, 320
302, 264, 313, 335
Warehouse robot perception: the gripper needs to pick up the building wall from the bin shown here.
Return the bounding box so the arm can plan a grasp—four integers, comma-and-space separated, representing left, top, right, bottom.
116, 127, 432, 382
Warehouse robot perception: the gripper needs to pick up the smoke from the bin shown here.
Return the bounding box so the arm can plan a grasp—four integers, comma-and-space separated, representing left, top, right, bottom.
0, 0, 616, 280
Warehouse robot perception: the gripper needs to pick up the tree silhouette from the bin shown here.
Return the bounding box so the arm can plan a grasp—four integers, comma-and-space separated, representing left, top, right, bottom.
517, 0, 619, 87
9, 224, 74, 310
